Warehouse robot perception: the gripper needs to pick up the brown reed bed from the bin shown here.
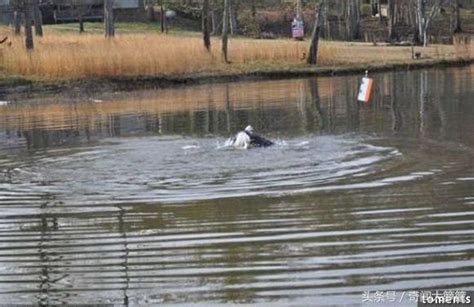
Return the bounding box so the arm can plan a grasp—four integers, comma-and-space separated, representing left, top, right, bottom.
0, 25, 463, 85
0, 28, 337, 80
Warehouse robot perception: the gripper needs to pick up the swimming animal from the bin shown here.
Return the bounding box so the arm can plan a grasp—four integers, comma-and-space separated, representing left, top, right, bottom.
229, 125, 274, 149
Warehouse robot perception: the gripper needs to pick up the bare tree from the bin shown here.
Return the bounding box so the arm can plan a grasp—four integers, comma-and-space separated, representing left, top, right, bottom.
307, 0, 325, 65
79, 14, 85, 32
377, 0, 383, 23
221, 0, 230, 62
410, 0, 421, 44
202, 0, 211, 51
12, 0, 22, 35
296, 0, 302, 20
229, 0, 238, 35
24, 0, 34, 49
33, 0, 43, 37
415, 0, 442, 47
370, 0, 378, 16
147, 0, 156, 22
160, 0, 164, 33
346, 0, 361, 40
210, 9, 216, 34
453, 0, 462, 33
387, 0, 397, 41
77, 6, 87, 32
251, 0, 256, 21
14, 11, 22, 35
104, 0, 115, 37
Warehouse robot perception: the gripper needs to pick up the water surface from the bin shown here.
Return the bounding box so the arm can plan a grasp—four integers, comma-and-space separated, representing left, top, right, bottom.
0, 66, 473, 305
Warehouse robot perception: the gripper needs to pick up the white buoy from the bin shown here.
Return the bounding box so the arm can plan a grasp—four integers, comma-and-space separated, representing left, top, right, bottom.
358, 70, 374, 103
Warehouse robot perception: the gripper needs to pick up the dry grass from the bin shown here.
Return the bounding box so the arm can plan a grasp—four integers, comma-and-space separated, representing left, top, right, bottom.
0, 26, 462, 81
454, 33, 474, 59
0, 28, 337, 80
323, 41, 458, 65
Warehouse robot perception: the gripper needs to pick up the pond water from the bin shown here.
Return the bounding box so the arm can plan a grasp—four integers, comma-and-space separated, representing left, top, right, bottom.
0, 66, 473, 305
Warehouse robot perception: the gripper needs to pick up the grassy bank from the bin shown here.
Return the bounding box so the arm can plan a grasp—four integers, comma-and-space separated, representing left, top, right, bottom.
2, 27, 325, 80
0, 24, 471, 96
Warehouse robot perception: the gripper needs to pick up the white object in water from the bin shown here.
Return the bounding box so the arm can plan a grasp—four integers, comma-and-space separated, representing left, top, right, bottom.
182, 145, 200, 150
231, 125, 254, 149
0, 101, 10, 106
229, 125, 275, 149
358, 71, 374, 103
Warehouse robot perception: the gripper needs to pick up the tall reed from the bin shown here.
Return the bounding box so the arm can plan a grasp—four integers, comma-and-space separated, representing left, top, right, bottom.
1, 30, 333, 80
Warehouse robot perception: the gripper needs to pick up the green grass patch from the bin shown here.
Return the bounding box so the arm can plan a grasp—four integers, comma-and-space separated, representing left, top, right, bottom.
0, 74, 32, 85
44, 20, 200, 35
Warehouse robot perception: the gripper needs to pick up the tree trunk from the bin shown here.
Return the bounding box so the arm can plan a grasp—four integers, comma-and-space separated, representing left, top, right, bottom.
322, 3, 329, 39
33, 0, 43, 37
79, 11, 85, 32
411, 0, 420, 44
229, 0, 237, 35
147, 3, 156, 22
160, 0, 164, 32
370, 0, 377, 16
453, 0, 462, 33
346, 0, 361, 40
221, 0, 230, 63
104, 0, 115, 37
210, 9, 216, 34
24, 0, 34, 50
339, 0, 347, 39
416, 0, 425, 45
388, 0, 397, 41
251, 0, 256, 20
296, 0, 302, 20
164, 7, 168, 33
14, 10, 22, 35
202, 0, 211, 51
354, 0, 361, 39
416, 0, 441, 47
377, 0, 383, 23
79, 15, 85, 32
307, 0, 325, 65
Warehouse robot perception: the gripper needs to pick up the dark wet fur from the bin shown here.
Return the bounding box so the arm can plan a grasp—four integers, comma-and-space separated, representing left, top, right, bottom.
245, 131, 274, 148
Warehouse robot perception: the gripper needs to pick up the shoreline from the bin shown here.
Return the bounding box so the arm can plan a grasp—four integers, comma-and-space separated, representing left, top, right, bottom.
1, 57, 472, 99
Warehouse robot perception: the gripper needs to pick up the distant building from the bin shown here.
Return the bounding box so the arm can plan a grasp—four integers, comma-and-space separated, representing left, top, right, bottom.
0, 0, 144, 24
0, 0, 13, 24
48, 0, 144, 23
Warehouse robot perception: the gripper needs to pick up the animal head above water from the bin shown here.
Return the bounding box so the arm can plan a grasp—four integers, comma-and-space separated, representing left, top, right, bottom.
245, 125, 254, 133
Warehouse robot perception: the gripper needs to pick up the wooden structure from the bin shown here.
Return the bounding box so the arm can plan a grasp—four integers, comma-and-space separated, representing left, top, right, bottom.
47, 0, 143, 23
0, 0, 143, 24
